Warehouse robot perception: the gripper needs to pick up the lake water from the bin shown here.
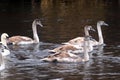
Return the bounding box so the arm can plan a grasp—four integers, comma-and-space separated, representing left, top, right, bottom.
0, 0, 120, 80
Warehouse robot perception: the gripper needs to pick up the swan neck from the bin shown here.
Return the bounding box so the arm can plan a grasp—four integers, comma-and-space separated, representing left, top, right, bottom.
89, 41, 93, 51
1, 37, 7, 47
0, 54, 5, 70
83, 39, 89, 62
84, 27, 89, 36
97, 24, 104, 45
32, 22, 39, 43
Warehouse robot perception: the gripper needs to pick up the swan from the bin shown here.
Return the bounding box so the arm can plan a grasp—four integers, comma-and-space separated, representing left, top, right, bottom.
62, 21, 108, 46
8, 19, 43, 45
41, 36, 90, 62
49, 25, 95, 53
0, 33, 10, 57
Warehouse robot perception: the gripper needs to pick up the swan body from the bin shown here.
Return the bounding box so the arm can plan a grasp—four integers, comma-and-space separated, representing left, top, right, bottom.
8, 36, 34, 45
8, 19, 43, 45
0, 33, 10, 57
41, 36, 90, 62
49, 26, 94, 53
62, 21, 108, 46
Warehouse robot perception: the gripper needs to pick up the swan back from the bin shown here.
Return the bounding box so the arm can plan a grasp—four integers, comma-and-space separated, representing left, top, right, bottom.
41, 51, 82, 62
49, 44, 81, 53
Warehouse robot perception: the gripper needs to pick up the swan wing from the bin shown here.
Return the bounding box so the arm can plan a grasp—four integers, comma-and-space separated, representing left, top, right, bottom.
62, 37, 84, 45
42, 51, 82, 62
49, 44, 77, 53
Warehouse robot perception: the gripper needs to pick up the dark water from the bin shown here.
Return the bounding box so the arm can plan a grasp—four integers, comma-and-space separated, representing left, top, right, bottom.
0, 0, 120, 80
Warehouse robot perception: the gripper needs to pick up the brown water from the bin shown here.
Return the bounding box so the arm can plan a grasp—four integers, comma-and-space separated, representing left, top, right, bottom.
0, 0, 120, 80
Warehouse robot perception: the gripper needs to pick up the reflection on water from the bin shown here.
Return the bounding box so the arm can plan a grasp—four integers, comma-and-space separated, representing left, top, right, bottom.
0, 0, 120, 80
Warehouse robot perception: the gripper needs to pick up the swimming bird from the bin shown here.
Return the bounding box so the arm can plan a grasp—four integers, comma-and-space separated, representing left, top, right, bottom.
8, 19, 43, 45
62, 21, 108, 46
49, 25, 95, 53
41, 36, 90, 62
0, 33, 10, 57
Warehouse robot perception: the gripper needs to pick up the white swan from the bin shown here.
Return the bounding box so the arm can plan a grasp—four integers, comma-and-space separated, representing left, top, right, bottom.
41, 36, 90, 62
0, 33, 10, 57
62, 21, 108, 46
49, 25, 94, 53
8, 19, 43, 45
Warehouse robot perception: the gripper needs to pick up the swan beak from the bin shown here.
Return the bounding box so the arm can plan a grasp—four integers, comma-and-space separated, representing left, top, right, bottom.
104, 23, 109, 26
91, 28, 96, 32
40, 24, 43, 27
6, 36, 9, 39
38, 21, 43, 27
39, 23, 43, 27
6, 35, 9, 41
88, 26, 96, 32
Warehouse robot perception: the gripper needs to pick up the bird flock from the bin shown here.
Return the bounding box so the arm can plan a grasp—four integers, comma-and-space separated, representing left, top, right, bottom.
0, 19, 108, 71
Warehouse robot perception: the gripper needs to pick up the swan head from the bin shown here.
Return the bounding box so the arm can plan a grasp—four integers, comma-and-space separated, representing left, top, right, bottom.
85, 25, 95, 32
41, 55, 57, 62
1, 33, 9, 41
33, 19, 43, 27
97, 21, 108, 26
